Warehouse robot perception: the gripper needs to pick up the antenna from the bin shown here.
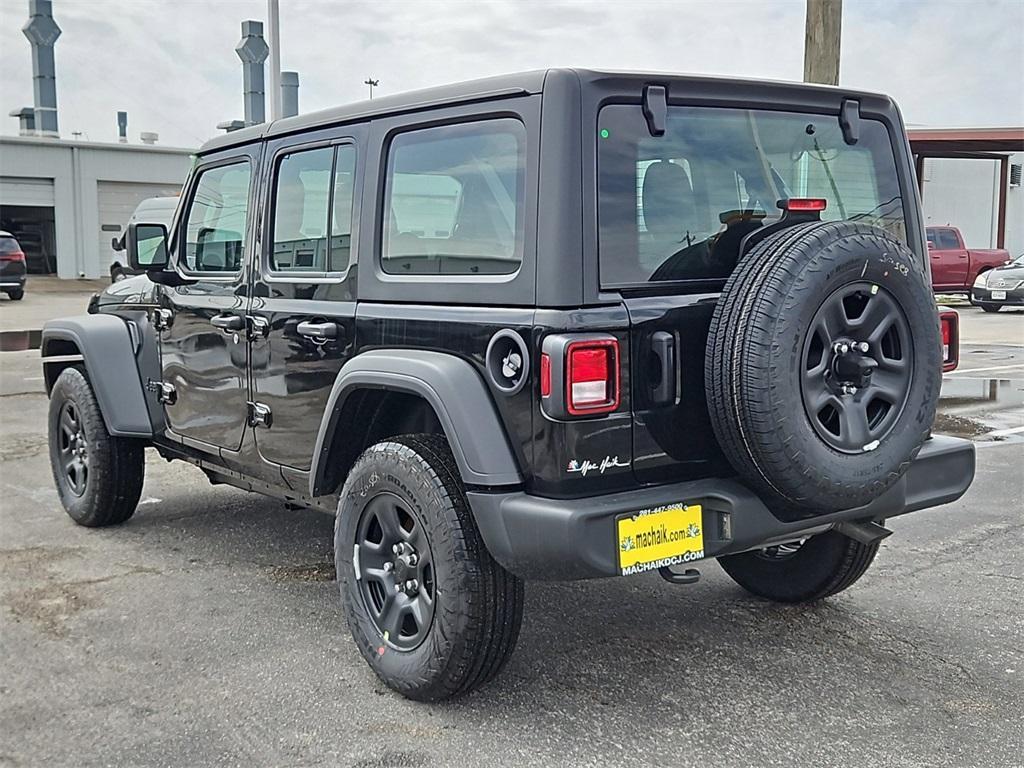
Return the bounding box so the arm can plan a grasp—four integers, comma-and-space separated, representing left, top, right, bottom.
364, 77, 379, 100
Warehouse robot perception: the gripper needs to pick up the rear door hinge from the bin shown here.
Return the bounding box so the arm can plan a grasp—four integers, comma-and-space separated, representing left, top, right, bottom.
146, 378, 177, 405
153, 308, 173, 331
247, 401, 272, 428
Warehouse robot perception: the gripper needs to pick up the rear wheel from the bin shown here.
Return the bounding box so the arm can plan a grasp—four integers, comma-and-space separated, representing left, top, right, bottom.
6, 288, 24, 301
980, 303, 1003, 313
48, 367, 145, 527
718, 530, 879, 603
335, 434, 524, 701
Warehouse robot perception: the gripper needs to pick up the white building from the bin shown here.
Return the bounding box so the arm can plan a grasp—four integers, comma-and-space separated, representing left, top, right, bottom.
0, 136, 194, 278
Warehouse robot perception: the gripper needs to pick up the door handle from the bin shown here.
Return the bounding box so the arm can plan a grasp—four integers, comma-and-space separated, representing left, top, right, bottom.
649, 331, 676, 406
210, 313, 244, 332
296, 320, 339, 340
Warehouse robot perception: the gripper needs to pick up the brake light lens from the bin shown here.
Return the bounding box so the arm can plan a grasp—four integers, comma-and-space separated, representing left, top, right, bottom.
939, 309, 959, 372
0, 250, 25, 263
782, 198, 827, 212
540, 353, 551, 397
566, 339, 619, 415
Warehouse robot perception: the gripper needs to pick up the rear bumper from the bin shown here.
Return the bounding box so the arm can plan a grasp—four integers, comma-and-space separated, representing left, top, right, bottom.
468, 435, 976, 581
0, 273, 26, 290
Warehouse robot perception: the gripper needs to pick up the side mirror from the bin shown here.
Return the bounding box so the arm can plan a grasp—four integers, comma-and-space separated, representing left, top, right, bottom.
126, 222, 169, 271
927, 240, 935, 250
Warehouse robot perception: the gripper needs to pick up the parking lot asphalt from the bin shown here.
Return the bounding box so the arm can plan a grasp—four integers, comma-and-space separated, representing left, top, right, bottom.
1, 289, 1022, 768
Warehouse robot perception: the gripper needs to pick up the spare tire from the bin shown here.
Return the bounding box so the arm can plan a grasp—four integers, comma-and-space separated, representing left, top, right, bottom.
705, 221, 941, 520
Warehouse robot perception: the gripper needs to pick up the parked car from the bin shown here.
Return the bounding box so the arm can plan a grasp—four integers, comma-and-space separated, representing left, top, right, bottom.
109, 196, 179, 282
972, 254, 1024, 312
926, 225, 1009, 295
0, 230, 27, 300
41, 70, 975, 701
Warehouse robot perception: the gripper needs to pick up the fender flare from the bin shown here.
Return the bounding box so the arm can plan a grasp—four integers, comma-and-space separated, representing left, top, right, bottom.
41, 315, 153, 438
309, 349, 523, 496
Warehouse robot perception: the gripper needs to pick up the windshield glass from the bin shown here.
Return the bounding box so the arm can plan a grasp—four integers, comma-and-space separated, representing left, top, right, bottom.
597, 105, 906, 286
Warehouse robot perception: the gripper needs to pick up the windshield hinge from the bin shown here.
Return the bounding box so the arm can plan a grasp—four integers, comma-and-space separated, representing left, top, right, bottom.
839, 98, 860, 145
643, 84, 667, 137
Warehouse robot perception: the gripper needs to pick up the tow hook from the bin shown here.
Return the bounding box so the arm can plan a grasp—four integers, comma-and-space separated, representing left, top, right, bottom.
658, 565, 701, 585
835, 520, 893, 545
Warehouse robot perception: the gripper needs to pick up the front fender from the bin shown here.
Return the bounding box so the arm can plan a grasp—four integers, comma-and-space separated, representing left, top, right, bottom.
310, 349, 523, 496
41, 315, 153, 438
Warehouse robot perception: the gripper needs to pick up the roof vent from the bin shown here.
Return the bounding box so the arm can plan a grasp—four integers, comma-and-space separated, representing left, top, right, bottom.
139, 131, 158, 145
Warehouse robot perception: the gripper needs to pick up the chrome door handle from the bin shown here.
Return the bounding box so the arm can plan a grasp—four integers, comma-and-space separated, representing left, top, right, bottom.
210, 313, 244, 332
296, 320, 339, 340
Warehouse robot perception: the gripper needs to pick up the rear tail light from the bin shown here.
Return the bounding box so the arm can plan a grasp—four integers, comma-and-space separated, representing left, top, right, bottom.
540, 333, 621, 418
939, 309, 959, 372
566, 339, 619, 415
0, 250, 25, 263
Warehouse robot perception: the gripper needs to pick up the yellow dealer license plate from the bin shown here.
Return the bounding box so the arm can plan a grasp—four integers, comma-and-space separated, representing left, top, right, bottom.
617, 504, 704, 576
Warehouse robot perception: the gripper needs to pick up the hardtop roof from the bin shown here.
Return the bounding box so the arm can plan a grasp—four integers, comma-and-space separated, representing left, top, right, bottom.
199, 68, 894, 155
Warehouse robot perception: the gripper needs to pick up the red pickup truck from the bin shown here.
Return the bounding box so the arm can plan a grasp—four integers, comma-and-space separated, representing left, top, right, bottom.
927, 226, 1010, 294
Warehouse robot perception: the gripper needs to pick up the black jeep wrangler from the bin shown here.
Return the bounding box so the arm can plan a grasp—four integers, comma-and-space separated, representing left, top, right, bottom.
42, 70, 975, 701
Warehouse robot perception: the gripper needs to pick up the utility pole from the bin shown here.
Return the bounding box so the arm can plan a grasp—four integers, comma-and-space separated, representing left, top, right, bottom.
803, 0, 842, 85
267, 0, 282, 120
364, 77, 379, 99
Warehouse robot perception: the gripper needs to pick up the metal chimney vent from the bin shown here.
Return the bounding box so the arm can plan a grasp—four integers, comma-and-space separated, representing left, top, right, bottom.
236, 20, 269, 126
281, 71, 299, 118
22, 0, 61, 137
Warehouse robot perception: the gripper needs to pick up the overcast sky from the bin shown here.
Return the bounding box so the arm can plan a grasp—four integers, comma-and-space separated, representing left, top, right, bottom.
1, 0, 1021, 148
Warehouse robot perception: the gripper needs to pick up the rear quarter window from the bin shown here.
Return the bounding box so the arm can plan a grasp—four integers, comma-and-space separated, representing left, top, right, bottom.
381, 119, 526, 276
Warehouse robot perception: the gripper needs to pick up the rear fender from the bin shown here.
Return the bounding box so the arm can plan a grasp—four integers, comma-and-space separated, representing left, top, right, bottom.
309, 349, 522, 496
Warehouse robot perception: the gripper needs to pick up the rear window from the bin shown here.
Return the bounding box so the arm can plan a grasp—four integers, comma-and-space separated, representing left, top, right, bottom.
597, 105, 907, 286
0, 237, 21, 255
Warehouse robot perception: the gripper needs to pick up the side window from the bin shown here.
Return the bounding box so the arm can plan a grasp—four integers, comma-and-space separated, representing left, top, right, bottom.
182, 161, 251, 273
382, 119, 525, 276
270, 144, 357, 274
939, 229, 961, 250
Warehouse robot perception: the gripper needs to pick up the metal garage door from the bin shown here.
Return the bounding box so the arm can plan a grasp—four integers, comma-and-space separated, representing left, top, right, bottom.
96, 181, 180, 269
0, 176, 55, 207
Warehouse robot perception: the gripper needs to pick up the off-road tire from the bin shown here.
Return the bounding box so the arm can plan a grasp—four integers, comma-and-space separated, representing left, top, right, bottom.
980, 303, 1003, 313
718, 530, 879, 603
706, 221, 941, 519
6, 288, 24, 301
335, 433, 524, 701
48, 367, 145, 527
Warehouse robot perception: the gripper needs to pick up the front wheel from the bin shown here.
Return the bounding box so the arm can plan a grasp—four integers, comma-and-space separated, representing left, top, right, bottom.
717, 530, 879, 603
980, 303, 1003, 313
335, 434, 524, 701
48, 367, 145, 526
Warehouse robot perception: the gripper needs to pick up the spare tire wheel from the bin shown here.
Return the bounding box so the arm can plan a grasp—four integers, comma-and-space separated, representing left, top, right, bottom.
705, 221, 941, 519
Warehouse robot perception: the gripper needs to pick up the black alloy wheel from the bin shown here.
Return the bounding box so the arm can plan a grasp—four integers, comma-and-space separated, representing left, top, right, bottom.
354, 492, 436, 651
57, 400, 90, 496
801, 282, 913, 454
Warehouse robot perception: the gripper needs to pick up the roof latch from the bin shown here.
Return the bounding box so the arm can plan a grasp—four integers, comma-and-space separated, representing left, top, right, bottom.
839, 98, 860, 145
643, 84, 667, 137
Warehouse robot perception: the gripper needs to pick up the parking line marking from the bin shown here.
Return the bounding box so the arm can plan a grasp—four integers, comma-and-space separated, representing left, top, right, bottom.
946, 363, 1024, 375
987, 425, 1024, 438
